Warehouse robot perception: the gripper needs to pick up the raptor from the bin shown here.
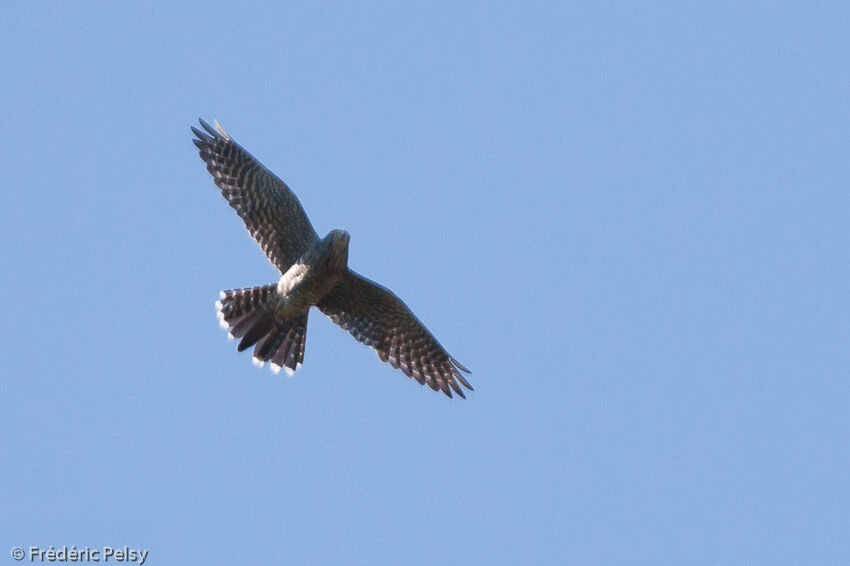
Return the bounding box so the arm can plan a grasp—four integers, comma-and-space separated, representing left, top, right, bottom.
192, 119, 472, 398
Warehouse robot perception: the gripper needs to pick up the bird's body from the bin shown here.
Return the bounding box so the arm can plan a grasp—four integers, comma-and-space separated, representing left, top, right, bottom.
193, 119, 472, 397
274, 230, 349, 318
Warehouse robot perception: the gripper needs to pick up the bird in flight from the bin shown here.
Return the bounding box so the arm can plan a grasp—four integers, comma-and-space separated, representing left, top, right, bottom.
192, 119, 472, 398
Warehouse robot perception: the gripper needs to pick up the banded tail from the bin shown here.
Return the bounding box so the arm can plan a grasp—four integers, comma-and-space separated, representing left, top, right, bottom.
215, 285, 308, 375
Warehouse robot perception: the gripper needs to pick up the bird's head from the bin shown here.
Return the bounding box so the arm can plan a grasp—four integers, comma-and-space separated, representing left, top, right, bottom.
328, 228, 350, 245
325, 229, 350, 270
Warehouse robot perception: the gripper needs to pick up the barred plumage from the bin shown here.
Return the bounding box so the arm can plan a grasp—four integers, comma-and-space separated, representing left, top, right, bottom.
193, 119, 472, 398
192, 119, 318, 273
216, 287, 308, 376
318, 272, 473, 398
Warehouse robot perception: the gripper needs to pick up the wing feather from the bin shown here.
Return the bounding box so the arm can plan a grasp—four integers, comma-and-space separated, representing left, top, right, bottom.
192, 119, 318, 273
318, 271, 472, 398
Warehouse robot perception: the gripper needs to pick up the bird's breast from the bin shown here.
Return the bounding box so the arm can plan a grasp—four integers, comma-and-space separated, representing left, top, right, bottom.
276, 259, 343, 315
277, 262, 310, 297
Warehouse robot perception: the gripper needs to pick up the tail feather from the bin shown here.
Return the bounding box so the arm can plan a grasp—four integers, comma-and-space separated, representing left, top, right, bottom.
273, 323, 307, 374
217, 285, 275, 320
229, 309, 266, 340
272, 328, 296, 369
237, 310, 274, 352
268, 315, 308, 375
216, 285, 309, 375
254, 327, 285, 360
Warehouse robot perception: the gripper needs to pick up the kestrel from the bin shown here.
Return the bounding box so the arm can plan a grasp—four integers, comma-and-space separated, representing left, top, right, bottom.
192, 119, 472, 398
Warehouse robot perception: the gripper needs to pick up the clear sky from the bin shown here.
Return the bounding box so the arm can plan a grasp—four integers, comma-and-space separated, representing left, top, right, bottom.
2, 2, 848, 565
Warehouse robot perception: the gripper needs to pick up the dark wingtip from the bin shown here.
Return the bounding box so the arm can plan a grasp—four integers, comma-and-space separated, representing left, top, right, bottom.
449, 380, 467, 399
450, 356, 471, 374
191, 125, 208, 140
453, 369, 474, 391
439, 380, 452, 398
198, 118, 218, 137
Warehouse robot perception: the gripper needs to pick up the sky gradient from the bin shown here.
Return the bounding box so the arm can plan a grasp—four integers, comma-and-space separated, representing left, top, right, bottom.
2, 3, 849, 565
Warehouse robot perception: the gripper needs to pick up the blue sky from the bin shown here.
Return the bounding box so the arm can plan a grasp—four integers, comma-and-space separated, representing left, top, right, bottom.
2, 2, 848, 564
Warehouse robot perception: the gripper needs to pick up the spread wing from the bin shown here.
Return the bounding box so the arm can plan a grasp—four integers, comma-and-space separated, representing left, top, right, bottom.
318, 271, 472, 398
192, 119, 319, 273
